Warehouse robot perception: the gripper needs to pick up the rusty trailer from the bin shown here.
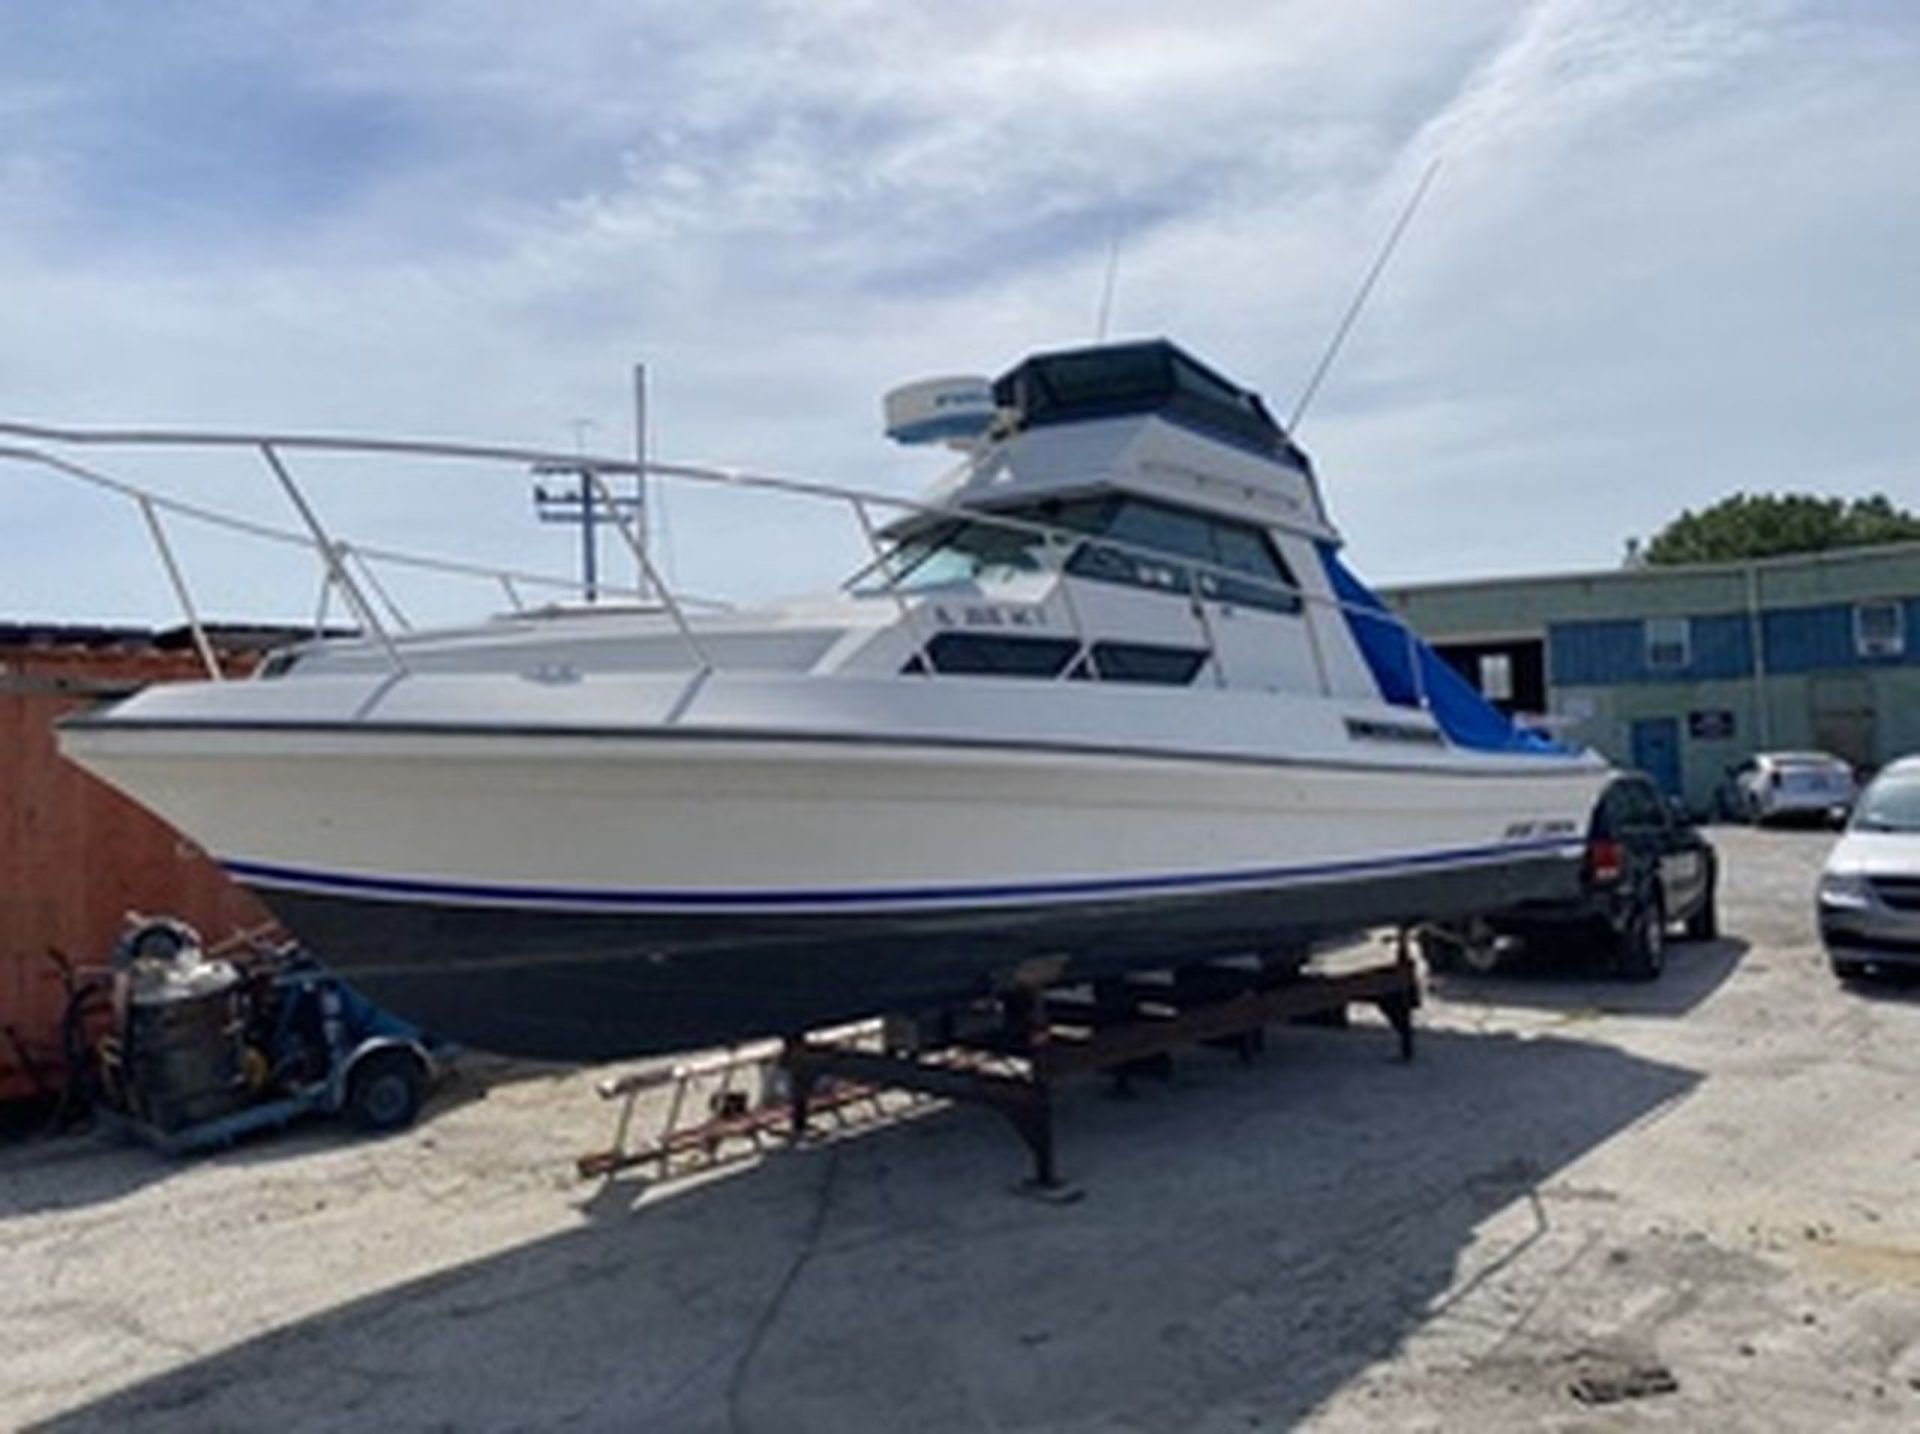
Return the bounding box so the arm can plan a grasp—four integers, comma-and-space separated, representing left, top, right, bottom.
579, 944, 1420, 1192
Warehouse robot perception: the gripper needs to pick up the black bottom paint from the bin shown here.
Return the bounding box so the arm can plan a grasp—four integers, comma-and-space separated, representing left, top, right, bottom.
258, 854, 1579, 1061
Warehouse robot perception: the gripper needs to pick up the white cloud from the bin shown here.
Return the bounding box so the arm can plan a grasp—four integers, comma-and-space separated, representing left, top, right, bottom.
0, 0, 1915, 626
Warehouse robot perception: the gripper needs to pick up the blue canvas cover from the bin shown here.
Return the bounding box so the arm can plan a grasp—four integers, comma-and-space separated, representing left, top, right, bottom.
1317, 544, 1566, 755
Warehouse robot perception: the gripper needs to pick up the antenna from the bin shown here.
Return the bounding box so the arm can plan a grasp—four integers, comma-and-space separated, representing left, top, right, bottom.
1094, 232, 1122, 342
1287, 157, 1442, 433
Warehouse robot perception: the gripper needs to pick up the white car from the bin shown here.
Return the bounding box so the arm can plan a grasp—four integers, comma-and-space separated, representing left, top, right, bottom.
1818, 756, 1920, 979
1725, 751, 1856, 826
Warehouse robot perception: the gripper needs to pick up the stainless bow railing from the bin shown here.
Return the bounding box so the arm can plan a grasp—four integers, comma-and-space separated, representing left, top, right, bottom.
0, 421, 1433, 711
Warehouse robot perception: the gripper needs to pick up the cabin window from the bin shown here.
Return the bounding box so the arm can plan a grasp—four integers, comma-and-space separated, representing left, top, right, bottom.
1068, 541, 1190, 598
874, 518, 1053, 592
862, 496, 1114, 595
1644, 616, 1690, 671
911, 632, 1079, 677
1103, 497, 1216, 563
1199, 523, 1301, 613
1078, 642, 1208, 685
863, 493, 1301, 615
1066, 496, 1302, 615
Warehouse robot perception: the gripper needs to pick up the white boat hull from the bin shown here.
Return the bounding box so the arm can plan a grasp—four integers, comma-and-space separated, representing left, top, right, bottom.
63, 706, 1602, 1058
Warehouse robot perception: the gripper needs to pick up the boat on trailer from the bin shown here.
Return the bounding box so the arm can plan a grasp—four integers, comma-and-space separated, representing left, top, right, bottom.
19, 340, 1607, 1060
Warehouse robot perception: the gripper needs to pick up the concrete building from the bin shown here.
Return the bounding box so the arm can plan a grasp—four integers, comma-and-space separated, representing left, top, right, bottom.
1380, 543, 1920, 814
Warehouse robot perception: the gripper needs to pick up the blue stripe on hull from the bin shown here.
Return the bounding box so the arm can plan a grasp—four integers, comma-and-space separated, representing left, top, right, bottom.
223, 836, 1584, 916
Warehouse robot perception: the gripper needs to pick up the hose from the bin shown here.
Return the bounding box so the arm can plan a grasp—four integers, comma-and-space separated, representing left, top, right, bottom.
54, 976, 112, 1129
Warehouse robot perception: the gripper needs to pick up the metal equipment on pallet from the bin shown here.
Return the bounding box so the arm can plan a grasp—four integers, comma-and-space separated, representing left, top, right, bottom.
580, 942, 1420, 1192
70, 916, 450, 1154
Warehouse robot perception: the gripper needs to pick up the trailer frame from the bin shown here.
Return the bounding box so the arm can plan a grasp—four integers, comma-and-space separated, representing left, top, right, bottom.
580, 940, 1420, 1192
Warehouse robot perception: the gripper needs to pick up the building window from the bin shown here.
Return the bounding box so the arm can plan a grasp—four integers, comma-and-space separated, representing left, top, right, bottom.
1855, 601, 1906, 659
1478, 653, 1514, 702
1644, 616, 1690, 671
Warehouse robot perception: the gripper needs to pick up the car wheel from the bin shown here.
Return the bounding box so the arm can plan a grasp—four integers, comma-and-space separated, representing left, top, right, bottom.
1682, 875, 1719, 942
1830, 956, 1870, 982
1614, 892, 1666, 981
344, 1047, 427, 1133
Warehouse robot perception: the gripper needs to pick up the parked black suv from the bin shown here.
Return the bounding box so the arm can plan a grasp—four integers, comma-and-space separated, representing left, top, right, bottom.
1424, 771, 1719, 980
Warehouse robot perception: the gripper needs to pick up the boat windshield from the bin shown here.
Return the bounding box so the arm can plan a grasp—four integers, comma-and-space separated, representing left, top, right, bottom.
852, 493, 1302, 612
873, 521, 1050, 591
854, 498, 1110, 595
1850, 772, 1920, 833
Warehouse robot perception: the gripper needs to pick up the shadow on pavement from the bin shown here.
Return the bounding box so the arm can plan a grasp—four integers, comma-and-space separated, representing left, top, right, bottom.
1428, 936, 1748, 1019
0, 1054, 548, 1220
1832, 964, 1920, 1003
32, 1021, 1700, 1434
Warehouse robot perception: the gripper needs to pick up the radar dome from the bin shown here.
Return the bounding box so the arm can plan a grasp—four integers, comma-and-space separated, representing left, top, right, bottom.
882, 375, 997, 448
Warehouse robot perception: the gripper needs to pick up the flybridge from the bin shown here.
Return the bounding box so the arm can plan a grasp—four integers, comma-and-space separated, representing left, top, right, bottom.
993, 339, 1308, 467
907, 339, 1337, 545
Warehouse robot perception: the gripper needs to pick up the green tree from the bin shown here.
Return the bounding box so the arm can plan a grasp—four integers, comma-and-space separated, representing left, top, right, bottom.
1641, 492, 1920, 566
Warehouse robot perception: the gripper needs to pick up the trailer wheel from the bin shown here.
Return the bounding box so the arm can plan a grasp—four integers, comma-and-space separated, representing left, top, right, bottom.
344, 1047, 426, 1133
1418, 919, 1499, 976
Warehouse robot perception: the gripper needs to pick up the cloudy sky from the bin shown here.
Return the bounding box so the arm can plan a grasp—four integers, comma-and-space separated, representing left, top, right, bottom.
1, 0, 1915, 626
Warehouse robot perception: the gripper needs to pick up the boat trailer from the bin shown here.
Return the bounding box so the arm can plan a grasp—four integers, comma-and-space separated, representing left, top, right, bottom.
579, 941, 1419, 1192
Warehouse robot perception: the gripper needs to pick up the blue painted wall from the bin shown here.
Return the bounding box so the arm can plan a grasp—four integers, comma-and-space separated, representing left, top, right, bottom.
1550, 598, 1919, 687
1550, 613, 1752, 685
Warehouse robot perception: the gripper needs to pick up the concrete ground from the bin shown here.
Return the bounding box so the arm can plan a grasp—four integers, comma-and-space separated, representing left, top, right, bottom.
6, 826, 1920, 1431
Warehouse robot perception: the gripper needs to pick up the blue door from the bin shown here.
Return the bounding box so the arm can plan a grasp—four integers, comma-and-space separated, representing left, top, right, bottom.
1630, 716, 1683, 797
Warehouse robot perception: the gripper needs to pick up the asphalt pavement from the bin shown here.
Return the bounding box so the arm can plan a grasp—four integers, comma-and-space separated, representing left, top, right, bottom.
5, 824, 1920, 1431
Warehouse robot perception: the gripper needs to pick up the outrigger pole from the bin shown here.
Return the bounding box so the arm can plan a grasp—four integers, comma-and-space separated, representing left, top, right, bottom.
1287, 156, 1444, 434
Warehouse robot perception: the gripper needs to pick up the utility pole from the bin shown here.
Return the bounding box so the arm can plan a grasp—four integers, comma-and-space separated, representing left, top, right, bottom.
532, 417, 639, 604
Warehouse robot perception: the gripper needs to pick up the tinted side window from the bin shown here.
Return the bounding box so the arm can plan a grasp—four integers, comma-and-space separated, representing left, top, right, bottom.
1060, 496, 1302, 615
1211, 523, 1280, 579
1202, 522, 1301, 614
1066, 541, 1190, 596
1103, 499, 1216, 563
916, 633, 1078, 677
1085, 642, 1207, 685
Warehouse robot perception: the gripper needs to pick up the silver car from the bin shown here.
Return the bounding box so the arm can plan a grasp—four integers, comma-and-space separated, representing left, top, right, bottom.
1818, 756, 1920, 979
1729, 751, 1857, 826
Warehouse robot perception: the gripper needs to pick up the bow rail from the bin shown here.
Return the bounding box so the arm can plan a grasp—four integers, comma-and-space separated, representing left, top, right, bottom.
0, 421, 1432, 709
